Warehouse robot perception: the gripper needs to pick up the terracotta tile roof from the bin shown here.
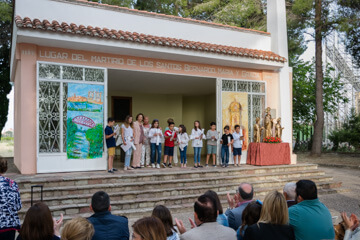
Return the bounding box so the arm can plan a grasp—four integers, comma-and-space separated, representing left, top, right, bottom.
15, 16, 286, 63
68, 0, 270, 36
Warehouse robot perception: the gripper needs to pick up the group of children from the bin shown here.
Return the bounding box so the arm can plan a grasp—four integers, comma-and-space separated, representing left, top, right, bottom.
105, 116, 244, 172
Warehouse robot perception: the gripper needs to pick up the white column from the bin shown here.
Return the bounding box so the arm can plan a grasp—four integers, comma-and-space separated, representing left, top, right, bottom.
267, 0, 292, 144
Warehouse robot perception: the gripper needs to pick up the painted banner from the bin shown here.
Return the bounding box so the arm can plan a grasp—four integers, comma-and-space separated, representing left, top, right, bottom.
67, 83, 104, 159
222, 92, 249, 151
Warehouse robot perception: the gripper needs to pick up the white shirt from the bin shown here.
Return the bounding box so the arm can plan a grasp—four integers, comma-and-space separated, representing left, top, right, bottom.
178, 132, 189, 150
232, 131, 243, 148
148, 128, 163, 144
121, 124, 133, 139
190, 128, 204, 148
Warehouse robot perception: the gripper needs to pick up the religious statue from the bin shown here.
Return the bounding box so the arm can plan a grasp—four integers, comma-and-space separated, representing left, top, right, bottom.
228, 99, 242, 132
275, 117, 284, 139
264, 107, 273, 138
253, 117, 264, 143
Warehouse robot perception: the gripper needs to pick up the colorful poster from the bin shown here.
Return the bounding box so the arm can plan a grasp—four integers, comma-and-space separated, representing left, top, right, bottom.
67, 83, 104, 159
222, 92, 249, 150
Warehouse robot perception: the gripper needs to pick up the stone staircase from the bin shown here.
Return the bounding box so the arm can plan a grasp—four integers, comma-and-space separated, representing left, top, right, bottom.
12, 164, 343, 222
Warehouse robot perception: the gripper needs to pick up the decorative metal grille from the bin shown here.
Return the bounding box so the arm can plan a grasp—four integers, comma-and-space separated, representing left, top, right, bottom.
251, 82, 265, 93
85, 68, 105, 82
38, 81, 61, 153
62, 66, 84, 80
237, 81, 249, 92
62, 83, 68, 152
39, 63, 60, 79
222, 80, 236, 91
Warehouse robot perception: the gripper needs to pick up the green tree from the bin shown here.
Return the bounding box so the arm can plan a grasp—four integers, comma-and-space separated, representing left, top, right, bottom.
86, 124, 104, 158
293, 59, 349, 134
0, 0, 12, 139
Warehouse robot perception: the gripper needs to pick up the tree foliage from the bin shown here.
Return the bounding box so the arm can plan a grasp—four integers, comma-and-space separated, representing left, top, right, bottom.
0, 0, 12, 139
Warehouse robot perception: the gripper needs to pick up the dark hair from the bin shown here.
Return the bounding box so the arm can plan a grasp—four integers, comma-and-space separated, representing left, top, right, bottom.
194, 195, 217, 223
136, 113, 144, 121
151, 205, 176, 237
19, 202, 54, 240
204, 190, 223, 214
194, 120, 201, 130
224, 125, 230, 131
0, 158, 8, 174
168, 122, 175, 127
107, 117, 114, 123
151, 119, 160, 128
167, 118, 174, 124
210, 122, 216, 126
132, 217, 167, 240
238, 183, 254, 200
91, 191, 110, 213
179, 124, 186, 133
235, 125, 240, 129
240, 201, 262, 236
124, 115, 133, 128
296, 180, 318, 200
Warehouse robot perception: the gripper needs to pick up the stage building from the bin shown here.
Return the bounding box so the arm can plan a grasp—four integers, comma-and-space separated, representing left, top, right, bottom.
10, 0, 295, 174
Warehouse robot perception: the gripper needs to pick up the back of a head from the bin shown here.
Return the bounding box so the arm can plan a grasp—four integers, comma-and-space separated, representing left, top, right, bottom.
151, 205, 175, 237
132, 216, 167, 240
0, 158, 8, 174
194, 194, 217, 223
241, 201, 262, 226
20, 202, 54, 240
259, 191, 288, 225
204, 190, 224, 214
91, 191, 110, 213
296, 180, 318, 200
61, 217, 94, 240
239, 183, 254, 201
283, 182, 296, 200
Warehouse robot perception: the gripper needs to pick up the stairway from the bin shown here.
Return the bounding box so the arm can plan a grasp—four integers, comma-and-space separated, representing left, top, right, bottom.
13, 164, 343, 222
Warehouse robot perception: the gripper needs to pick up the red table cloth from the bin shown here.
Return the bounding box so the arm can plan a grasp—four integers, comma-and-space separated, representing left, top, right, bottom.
246, 142, 291, 166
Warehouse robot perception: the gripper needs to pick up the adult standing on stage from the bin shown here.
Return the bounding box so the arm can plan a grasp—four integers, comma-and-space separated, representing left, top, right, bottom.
133, 113, 145, 169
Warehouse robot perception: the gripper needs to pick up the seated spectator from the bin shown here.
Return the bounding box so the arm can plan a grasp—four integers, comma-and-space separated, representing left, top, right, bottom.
283, 182, 297, 208
0, 159, 22, 240
61, 217, 95, 240
132, 216, 167, 240
175, 194, 236, 240
341, 212, 360, 240
244, 191, 295, 240
237, 200, 262, 240
88, 191, 129, 240
204, 190, 229, 227
152, 205, 179, 240
17, 202, 63, 240
289, 180, 335, 240
225, 183, 254, 230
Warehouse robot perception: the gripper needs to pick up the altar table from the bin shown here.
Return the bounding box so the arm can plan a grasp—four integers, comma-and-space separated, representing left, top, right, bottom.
246, 142, 291, 166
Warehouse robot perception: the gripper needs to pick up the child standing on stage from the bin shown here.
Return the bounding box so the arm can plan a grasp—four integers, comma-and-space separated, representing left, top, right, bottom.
205, 122, 218, 167
149, 119, 162, 169
163, 122, 177, 168
190, 120, 204, 168
141, 116, 151, 168
220, 125, 233, 168
232, 124, 244, 167
178, 124, 189, 168
121, 115, 134, 171
104, 117, 117, 173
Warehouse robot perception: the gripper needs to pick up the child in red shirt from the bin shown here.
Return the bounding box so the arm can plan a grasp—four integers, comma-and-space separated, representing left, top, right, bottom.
163, 122, 177, 168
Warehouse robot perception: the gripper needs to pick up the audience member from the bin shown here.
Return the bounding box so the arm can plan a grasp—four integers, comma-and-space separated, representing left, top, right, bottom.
225, 183, 254, 230
289, 180, 335, 240
175, 194, 236, 240
61, 217, 95, 240
341, 212, 360, 240
283, 182, 297, 208
204, 190, 229, 227
17, 202, 63, 240
237, 200, 262, 240
88, 191, 129, 240
132, 216, 167, 240
244, 191, 295, 240
152, 205, 179, 240
0, 159, 22, 240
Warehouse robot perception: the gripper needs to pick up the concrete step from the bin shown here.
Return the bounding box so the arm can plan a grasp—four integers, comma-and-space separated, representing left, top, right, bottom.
14, 164, 319, 189
20, 169, 326, 200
